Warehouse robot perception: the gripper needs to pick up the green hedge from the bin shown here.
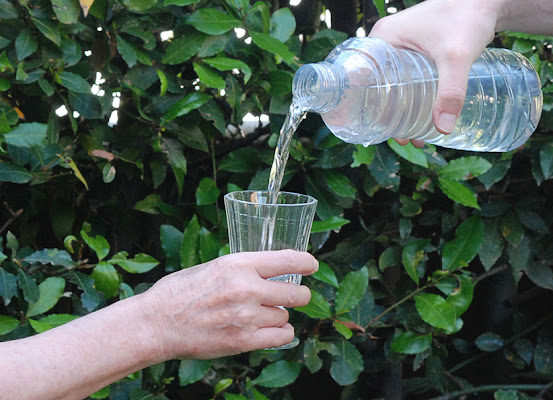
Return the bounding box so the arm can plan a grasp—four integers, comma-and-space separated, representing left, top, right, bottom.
1, 0, 553, 398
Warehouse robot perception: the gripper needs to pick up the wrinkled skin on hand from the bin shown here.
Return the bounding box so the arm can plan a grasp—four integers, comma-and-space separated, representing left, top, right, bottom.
138, 249, 318, 360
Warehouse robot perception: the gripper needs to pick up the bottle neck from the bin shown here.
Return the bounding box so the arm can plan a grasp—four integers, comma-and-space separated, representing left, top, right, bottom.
292, 62, 341, 113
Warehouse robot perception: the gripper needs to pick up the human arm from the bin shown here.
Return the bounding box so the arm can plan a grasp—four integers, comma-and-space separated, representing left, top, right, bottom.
0, 249, 318, 400
369, 0, 553, 143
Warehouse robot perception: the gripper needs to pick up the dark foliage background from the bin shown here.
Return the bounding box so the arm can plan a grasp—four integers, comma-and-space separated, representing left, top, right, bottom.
1, 0, 553, 398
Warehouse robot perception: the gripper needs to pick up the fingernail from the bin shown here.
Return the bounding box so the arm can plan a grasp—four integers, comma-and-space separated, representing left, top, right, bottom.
437, 112, 457, 134
313, 258, 319, 271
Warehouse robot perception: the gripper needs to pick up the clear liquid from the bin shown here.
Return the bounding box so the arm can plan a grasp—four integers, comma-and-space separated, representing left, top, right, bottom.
260, 102, 307, 251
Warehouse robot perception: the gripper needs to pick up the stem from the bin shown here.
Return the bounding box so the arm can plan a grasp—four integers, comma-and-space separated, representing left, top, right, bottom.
0, 202, 23, 235
448, 312, 553, 374
428, 384, 545, 400
365, 269, 459, 329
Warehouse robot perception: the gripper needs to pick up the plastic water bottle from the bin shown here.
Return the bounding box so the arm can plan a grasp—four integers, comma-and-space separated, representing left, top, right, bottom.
292, 37, 543, 152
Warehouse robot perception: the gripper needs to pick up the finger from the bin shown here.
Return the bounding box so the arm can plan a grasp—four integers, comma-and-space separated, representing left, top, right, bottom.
248, 323, 296, 350
411, 139, 426, 148
260, 281, 312, 308
255, 305, 289, 328
227, 249, 319, 279
394, 138, 410, 146
432, 55, 473, 134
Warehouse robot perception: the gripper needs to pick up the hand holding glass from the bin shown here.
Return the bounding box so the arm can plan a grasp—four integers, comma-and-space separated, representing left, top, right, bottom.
224, 190, 317, 349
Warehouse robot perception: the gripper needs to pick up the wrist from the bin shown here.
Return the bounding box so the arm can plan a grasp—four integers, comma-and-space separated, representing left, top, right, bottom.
122, 293, 168, 365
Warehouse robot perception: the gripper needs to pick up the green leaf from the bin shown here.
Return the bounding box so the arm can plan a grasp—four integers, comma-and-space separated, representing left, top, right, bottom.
0, 268, 18, 306
269, 7, 295, 43
51, 0, 80, 24
160, 225, 183, 271
445, 274, 474, 315
475, 332, 504, 352
0, 162, 32, 183
162, 32, 205, 65
186, 9, 241, 35
335, 267, 368, 314
219, 148, 261, 172
266, 70, 293, 96
329, 340, 364, 386
254, 360, 301, 388
109, 252, 159, 274
368, 144, 400, 190
71, 271, 101, 311
322, 170, 356, 199
295, 289, 332, 319
438, 156, 492, 180
199, 227, 220, 263
117, 35, 138, 68
310, 217, 349, 233
311, 261, 339, 288
534, 328, 553, 375
161, 92, 211, 124
351, 144, 376, 167
26, 277, 66, 317
402, 239, 429, 284
387, 139, 428, 167
437, 177, 480, 209
181, 215, 200, 268
32, 18, 61, 45
0, 0, 18, 19
372, 0, 386, 18
500, 210, 524, 246
164, 0, 198, 5
203, 56, 252, 84
390, 331, 432, 355
379, 246, 402, 271
250, 31, 295, 64
15, 29, 38, 60
58, 71, 90, 94
303, 338, 330, 373
196, 177, 220, 205
4, 122, 47, 147
156, 69, 168, 97
214, 378, 233, 395
23, 248, 76, 268
334, 321, 353, 339
479, 217, 505, 271
29, 314, 78, 333
17, 269, 39, 303
414, 293, 456, 331
0, 51, 13, 73
193, 62, 225, 89
442, 216, 484, 270
81, 229, 110, 261
124, 0, 157, 12
178, 359, 212, 386
0, 315, 20, 336
91, 262, 120, 298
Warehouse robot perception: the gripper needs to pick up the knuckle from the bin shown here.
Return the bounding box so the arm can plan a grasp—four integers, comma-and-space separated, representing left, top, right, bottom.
438, 86, 467, 110
370, 17, 393, 36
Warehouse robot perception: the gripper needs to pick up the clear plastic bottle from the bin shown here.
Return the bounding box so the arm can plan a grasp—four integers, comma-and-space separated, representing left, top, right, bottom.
292, 37, 543, 152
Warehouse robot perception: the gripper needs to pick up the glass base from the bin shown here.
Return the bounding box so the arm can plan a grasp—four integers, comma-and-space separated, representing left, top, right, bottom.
266, 337, 300, 350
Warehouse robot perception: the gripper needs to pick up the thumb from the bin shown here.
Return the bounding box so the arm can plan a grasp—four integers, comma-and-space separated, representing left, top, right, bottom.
432, 58, 473, 134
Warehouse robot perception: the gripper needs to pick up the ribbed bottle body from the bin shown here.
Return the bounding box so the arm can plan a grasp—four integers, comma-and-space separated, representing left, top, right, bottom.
292, 37, 543, 152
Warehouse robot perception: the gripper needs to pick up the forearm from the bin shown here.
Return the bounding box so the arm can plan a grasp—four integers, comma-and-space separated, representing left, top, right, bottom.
495, 0, 553, 34
0, 294, 160, 400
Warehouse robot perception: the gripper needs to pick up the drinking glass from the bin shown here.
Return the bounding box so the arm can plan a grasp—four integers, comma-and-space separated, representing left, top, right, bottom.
224, 190, 317, 349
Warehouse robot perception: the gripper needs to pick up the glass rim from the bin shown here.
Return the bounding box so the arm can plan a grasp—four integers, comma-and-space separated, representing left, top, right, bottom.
224, 190, 317, 207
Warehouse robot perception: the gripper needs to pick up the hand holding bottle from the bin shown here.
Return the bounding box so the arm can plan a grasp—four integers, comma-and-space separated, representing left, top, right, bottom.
368, 0, 553, 144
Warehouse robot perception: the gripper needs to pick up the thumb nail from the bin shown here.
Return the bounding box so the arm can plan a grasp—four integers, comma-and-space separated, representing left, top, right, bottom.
437, 112, 457, 134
